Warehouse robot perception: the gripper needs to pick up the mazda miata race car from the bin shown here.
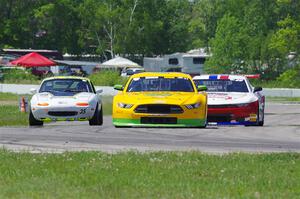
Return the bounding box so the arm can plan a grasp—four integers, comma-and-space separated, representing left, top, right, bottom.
29, 76, 103, 126
193, 74, 265, 126
112, 72, 208, 127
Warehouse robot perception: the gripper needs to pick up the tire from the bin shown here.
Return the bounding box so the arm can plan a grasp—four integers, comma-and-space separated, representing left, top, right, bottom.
114, 125, 128, 128
258, 108, 264, 126
89, 104, 103, 126
29, 110, 43, 126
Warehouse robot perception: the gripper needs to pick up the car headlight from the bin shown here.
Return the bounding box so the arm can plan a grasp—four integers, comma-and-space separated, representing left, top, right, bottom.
117, 103, 133, 109
185, 102, 201, 109
37, 102, 49, 106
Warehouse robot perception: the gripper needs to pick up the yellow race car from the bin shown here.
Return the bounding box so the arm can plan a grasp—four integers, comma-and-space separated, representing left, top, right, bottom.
112, 72, 208, 127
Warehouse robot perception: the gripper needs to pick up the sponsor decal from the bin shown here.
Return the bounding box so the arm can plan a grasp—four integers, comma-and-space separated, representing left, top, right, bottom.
249, 114, 257, 122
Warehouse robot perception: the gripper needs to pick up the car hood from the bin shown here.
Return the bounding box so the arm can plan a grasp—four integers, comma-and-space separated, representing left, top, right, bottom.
207, 92, 257, 105
116, 92, 201, 105
34, 92, 94, 102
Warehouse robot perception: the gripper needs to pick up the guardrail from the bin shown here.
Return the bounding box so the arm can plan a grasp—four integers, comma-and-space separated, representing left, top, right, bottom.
0, 83, 300, 97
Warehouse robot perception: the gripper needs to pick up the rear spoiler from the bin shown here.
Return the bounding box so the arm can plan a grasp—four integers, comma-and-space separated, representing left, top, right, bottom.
244, 74, 260, 79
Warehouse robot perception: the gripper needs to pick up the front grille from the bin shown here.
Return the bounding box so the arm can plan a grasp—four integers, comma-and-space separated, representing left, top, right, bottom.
207, 114, 231, 122
135, 104, 183, 114
208, 114, 247, 122
141, 117, 177, 124
208, 104, 247, 108
48, 111, 78, 116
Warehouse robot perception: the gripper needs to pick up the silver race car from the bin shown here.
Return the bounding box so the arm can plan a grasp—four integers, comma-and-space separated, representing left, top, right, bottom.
29, 76, 103, 126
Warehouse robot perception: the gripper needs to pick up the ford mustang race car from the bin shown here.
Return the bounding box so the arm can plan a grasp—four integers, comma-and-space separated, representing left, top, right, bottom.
193, 74, 265, 126
29, 76, 103, 126
112, 72, 208, 127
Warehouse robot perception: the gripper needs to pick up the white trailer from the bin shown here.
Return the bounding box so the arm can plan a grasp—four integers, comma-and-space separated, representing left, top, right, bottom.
143, 49, 210, 75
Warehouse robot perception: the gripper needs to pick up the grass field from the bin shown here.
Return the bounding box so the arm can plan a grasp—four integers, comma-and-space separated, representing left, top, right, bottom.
0, 150, 299, 198
0, 93, 113, 126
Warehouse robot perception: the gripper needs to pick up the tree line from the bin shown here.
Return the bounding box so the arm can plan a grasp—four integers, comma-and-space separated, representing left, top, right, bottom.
0, 0, 299, 79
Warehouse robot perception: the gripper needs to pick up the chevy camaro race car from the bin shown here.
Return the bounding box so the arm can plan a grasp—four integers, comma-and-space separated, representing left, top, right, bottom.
29, 76, 103, 126
193, 74, 265, 126
112, 72, 208, 127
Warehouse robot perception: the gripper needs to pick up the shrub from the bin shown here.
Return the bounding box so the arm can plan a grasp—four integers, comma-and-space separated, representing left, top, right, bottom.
88, 70, 128, 86
2, 69, 40, 84
276, 66, 300, 88
250, 65, 300, 88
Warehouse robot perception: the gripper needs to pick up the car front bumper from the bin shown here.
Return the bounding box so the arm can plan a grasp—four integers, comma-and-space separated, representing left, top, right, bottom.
31, 106, 96, 122
207, 103, 258, 125
112, 105, 207, 127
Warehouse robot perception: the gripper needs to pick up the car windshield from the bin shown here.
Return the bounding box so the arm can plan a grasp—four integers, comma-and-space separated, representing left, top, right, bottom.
127, 77, 194, 92
194, 79, 249, 92
39, 79, 92, 96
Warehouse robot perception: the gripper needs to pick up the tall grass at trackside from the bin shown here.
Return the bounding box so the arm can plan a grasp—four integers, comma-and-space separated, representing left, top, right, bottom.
0, 150, 299, 198
88, 70, 128, 86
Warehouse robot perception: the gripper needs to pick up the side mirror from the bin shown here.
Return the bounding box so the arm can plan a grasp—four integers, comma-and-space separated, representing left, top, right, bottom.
114, 84, 124, 91
96, 89, 103, 94
253, 87, 262, 92
30, 88, 37, 94
197, 85, 207, 92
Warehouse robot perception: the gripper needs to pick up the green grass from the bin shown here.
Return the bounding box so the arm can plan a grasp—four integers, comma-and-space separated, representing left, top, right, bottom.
0, 105, 28, 126
0, 93, 113, 126
267, 96, 300, 102
0, 150, 299, 198
102, 95, 113, 115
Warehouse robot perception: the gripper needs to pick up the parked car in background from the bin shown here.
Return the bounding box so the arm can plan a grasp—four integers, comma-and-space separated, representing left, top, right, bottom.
193, 74, 265, 126
29, 76, 103, 126
113, 72, 208, 127
31, 66, 53, 77
59, 66, 87, 76
0, 54, 18, 66
120, 67, 145, 77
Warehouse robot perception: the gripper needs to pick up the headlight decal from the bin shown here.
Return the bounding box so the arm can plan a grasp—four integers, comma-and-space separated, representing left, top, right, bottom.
118, 103, 133, 109
185, 102, 201, 109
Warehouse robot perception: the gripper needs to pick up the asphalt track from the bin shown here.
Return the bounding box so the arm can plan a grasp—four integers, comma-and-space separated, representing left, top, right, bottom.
0, 102, 300, 153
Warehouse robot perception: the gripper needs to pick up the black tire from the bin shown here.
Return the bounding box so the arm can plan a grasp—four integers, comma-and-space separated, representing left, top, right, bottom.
258, 108, 264, 126
89, 104, 103, 126
29, 110, 43, 126
114, 125, 128, 128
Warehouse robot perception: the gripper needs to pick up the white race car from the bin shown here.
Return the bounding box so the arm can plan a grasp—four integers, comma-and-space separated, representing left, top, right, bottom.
29, 76, 103, 126
193, 74, 265, 126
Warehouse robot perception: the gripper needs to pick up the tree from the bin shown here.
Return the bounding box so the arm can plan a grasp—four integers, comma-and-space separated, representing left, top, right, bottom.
33, 0, 82, 54
205, 15, 247, 73
189, 0, 225, 50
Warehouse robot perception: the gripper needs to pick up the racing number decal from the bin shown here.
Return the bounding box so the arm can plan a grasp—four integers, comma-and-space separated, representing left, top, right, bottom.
79, 109, 86, 114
